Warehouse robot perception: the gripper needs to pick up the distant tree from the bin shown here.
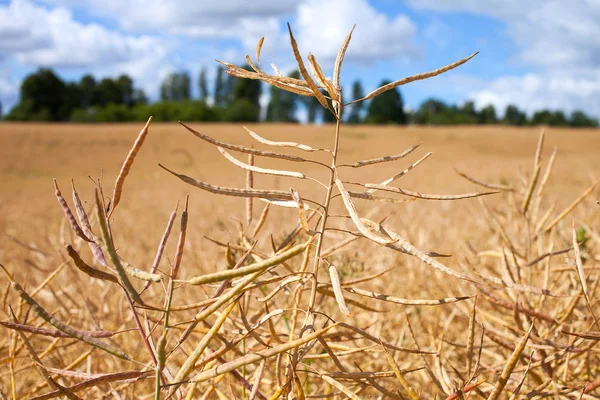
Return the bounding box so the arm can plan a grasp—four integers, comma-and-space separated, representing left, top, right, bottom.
116, 75, 135, 106
160, 72, 191, 102
478, 104, 497, 124
503, 104, 527, 126
0, 100, 3, 119
366, 80, 406, 124
531, 109, 553, 126
223, 64, 262, 121
199, 67, 209, 101
549, 110, 568, 126
301, 96, 320, 124
11, 68, 70, 121
214, 66, 226, 106
233, 65, 261, 108
225, 99, 260, 122
461, 101, 478, 121
347, 80, 364, 124
412, 98, 447, 124
570, 110, 599, 127
266, 70, 299, 122
132, 89, 149, 105
96, 78, 122, 107
322, 104, 337, 123
418, 98, 448, 124
79, 74, 97, 108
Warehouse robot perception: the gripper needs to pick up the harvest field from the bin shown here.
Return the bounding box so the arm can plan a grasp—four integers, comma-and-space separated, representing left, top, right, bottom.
1, 122, 600, 398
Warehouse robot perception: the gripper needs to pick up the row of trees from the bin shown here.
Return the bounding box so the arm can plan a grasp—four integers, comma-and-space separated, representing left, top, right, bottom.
2, 67, 598, 128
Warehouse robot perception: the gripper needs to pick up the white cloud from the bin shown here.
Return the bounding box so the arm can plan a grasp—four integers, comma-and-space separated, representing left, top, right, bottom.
0, 0, 176, 102
41, 0, 299, 37
295, 0, 417, 66
1, 0, 168, 68
469, 72, 600, 117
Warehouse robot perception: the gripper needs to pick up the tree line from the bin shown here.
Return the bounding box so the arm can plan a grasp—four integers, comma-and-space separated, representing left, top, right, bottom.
2, 66, 598, 128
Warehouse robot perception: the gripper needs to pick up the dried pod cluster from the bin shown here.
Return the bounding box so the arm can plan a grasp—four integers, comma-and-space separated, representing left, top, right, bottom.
2, 23, 599, 400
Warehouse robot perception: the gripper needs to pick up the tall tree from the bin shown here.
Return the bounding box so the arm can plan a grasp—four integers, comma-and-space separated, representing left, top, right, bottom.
347, 80, 364, 124
233, 65, 261, 108
79, 74, 97, 108
478, 104, 497, 124
461, 101, 477, 120
226, 64, 262, 122
302, 96, 320, 124
214, 66, 226, 106
116, 74, 135, 106
133, 89, 149, 105
160, 72, 191, 102
199, 67, 208, 101
266, 70, 299, 122
366, 80, 406, 124
503, 104, 527, 126
531, 110, 553, 126
18, 68, 69, 121
322, 89, 344, 124
549, 110, 568, 126
96, 78, 122, 107
570, 110, 599, 127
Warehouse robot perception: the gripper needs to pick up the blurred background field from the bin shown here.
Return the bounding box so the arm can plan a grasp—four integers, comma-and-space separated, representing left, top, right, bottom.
0, 122, 597, 257
2, 121, 600, 398
2, 121, 599, 283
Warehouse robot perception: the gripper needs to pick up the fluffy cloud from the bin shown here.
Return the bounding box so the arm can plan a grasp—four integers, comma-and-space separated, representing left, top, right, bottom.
41, 0, 299, 37
0, 0, 176, 102
295, 0, 417, 65
1, 0, 167, 68
407, 0, 600, 117
469, 72, 600, 117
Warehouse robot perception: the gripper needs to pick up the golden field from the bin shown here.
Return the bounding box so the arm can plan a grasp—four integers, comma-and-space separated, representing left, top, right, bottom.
1, 122, 600, 399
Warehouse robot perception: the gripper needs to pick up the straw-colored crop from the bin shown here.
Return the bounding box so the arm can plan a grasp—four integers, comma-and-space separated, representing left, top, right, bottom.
3, 21, 600, 400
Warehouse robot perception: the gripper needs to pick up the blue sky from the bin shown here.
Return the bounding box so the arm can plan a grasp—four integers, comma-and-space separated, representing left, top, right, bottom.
1, 0, 600, 119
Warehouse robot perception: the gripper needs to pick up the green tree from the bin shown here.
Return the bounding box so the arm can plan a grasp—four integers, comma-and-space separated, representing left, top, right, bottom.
366, 80, 406, 124
79, 74, 97, 108
214, 66, 226, 106
227, 65, 262, 122
96, 78, 122, 107
160, 72, 191, 102
322, 89, 344, 124
266, 70, 299, 122
233, 65, 261, 108
461, 101, 478, 122
132, 89, 148, 105
347, 80, 364, 124
415, 98, 448, 124
570, 110, 599, 127
8, 68, 72, 121
503, 104, 527, 126
478, 104, 497, 124
199, 67, 209, 101
531, 109, 553, 126
116, 74, 135, 106
299, 96, 320, 124
225, 99, 260, 122
549, 110, 568, 126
